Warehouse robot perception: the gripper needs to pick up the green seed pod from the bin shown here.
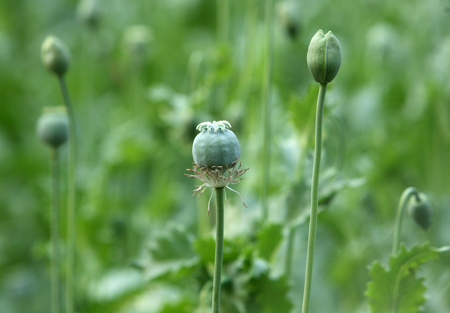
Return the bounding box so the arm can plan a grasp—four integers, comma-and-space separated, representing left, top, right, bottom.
307, 30, 341, 84
41, 36, 71, 76
408, 193, 433, 230
192, 121, 240, 168
37, 107, 69, 148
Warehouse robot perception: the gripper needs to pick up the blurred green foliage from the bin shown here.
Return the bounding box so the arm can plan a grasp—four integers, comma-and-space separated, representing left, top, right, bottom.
0, 0, 449, 312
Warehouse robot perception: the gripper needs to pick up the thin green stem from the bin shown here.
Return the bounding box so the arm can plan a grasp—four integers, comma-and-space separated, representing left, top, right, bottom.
261, 0, 274, 222
50, 148, 61, 313
392, 187, 420, 255
301, 83, 327, 313
212, 187, 225, 313
58, 75, 76, 313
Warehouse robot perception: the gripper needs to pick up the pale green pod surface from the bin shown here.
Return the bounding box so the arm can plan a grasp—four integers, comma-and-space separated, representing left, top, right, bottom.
37, 109, 69, 148
193, 125, 240, 168
408, 193, 433, 230
41, 36, 71, 76
307, 30, 341, 84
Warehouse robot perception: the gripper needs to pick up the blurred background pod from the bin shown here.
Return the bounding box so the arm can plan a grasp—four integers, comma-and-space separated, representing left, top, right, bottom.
122, 24, 154, 68
77, 0, 101, 29
41, 36, 71, 76
276, 1, 301, 40
36, 107, 69, 149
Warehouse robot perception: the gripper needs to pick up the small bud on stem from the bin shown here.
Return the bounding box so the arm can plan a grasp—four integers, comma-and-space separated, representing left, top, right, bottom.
408, 193, 433, 230
41, 36, 71, 76
307, 30, 341, 84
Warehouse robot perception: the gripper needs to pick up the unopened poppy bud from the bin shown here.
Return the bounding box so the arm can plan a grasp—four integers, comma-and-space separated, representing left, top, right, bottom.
37, 107, 69, 148
307, 30, 341, 84
41, 36, 71, 76
408, 193, 433, 230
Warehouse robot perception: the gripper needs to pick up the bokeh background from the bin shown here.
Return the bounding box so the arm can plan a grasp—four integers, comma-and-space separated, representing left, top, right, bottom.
0, 0, 449, 312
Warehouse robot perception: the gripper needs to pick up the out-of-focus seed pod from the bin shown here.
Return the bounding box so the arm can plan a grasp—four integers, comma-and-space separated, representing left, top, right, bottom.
408, 193, 433, 230
37, 107, 69, 149
123, 25, 154, 65
77, 0, 101, 28
41, 36, 71, 76
307, 30, 341, 84
276, 1, 301, 40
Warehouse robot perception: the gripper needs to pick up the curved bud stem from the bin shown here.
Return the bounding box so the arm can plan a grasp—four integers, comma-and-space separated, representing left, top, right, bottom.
392, 187, 420, 255
212, 187, 225, 313
301, 82, 327, 313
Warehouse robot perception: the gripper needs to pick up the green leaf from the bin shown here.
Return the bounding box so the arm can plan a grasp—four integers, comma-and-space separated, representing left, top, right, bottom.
148, 225, 195, 261
83, 269, 147, 313
366, 242, 439, 313
194, 236, 243, 264
160, 296, 195, 313
256, 223, 283, 261
285, 166, 365, 226
145, 224, 199, 280
193, 236, 216, 263
253, 275, 293, 313
288, 84, 319, 141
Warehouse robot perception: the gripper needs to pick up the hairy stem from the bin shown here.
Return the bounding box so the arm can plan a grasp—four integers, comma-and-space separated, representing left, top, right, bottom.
261, 0, 274, 222
392, 187, 420, 255
212, 187, 225, 313
58, 75, 76, 313
50, 148, 61, 313
302, 83, 327, 313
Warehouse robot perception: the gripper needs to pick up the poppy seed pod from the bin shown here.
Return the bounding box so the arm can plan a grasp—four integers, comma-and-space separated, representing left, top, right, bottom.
307, 30, 341, 84
408, 193, 433, 230
37, 107, 69, 148
187, 121, 248, 201
41, 36, 71, 76
192, 121, 240, 168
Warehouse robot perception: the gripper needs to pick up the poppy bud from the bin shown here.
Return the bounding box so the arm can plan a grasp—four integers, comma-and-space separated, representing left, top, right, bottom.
307, 30, 341, 84
408, 193, 433, 230
41, 36, 71, 76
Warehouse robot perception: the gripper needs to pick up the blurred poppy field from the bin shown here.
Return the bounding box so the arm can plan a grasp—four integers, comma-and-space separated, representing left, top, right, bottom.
1, 0, 450, 312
